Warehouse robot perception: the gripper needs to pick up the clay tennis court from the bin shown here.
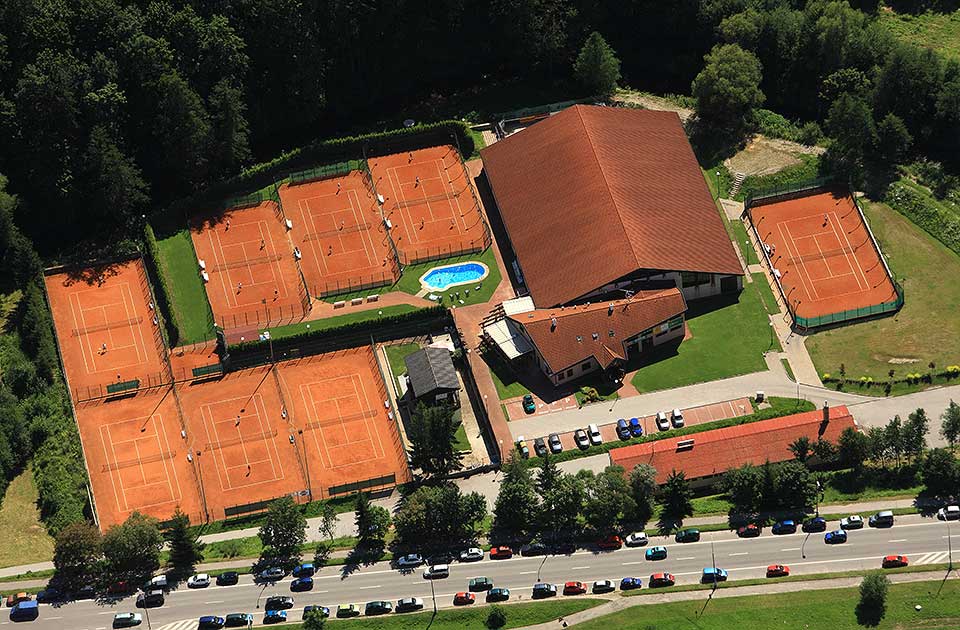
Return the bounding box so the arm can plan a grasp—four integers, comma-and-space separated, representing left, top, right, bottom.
75, 387, 203, 528
178, 365, 308, 520
278, 171, 398, 297
275, 348, 411, 498
191, 201, 308, 331
44, 259, 169, 400
369, 145, 488, 264
750, 188, 898, 321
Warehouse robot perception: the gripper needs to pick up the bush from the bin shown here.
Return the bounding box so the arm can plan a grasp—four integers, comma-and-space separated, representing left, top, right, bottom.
884, 181, 960, 258
486, 605, 507, 629
856, 572, 889, 626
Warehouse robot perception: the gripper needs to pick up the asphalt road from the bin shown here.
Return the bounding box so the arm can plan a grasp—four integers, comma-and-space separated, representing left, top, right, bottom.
15, 515, 959, 630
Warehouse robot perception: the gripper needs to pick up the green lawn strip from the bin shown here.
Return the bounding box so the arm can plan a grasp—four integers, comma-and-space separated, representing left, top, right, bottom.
780, 358, 795, 382
631, 276, 779, 393
735, 154, 821, 202
878, 7, 960, 62
485, 351, 532, 400
0, 569, 55, 585
701, 165, 733, 201
466, 127, 487, 160
270, 599, 602, 630
394, 247, 502, 307
453, 422, 472, 452
155, 230, 216, 343
805, 199, 960, 382
383, 342, 421, 389
263, 305, 418, 340
750, 271, 781, 317
729, 219, 759, 265
192, 495, 360, 537
192, 534, 362, 564
0, 466, 54, 569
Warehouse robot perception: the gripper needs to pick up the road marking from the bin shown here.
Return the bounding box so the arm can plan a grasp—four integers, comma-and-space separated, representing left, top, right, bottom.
729, 552, 748, 556
781, 548, 801, 551
204, 600, 224, 604
941, 535, 960, 539
677, 557, 695, 561
888, 539, 907, 543
358, 585, 382, 590
571, 566, 590, 570
518, 570, 538, 575
621, 561, 643, 565
47, 618, 62, 621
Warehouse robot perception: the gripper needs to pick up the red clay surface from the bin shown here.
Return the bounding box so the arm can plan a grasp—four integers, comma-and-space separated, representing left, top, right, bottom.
191, 201, 307, 331
45, 259, 169, 401
178, 365, 307, 522
750, 189, 898, 320
276, 348, 411, 499
279, 171, 398, 298
369, 146, 488, 264
75, 388, 203, 528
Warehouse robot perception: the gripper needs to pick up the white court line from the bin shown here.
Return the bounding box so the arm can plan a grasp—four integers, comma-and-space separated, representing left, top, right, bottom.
780, 221, 821, 301
829, 210, 869, 290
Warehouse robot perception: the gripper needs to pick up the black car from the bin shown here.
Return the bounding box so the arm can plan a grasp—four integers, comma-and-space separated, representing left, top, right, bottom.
36, 588, 62, 604
396, 598, 424, 613
550, 541, 577, 555
136, 590, 164, 608
428, 553, 455, 566
264, 596, 294, 611
74, 585, 97, 600
216, 572, 239, 586
802, 517, 827, 533
533, 437, 548, 457
520, 542, 547, 556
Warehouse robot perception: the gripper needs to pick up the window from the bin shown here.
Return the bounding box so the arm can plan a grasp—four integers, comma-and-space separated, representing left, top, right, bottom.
681, 271, 712, 288
557, 371, 565, 381
567, 369, 574, 377
581, 360, 591, 370
668, 315, 684, 330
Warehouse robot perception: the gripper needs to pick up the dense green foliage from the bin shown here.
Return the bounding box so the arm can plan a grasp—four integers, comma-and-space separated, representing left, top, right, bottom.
257, 496, 307, 571
165, 509, 204, 577
573, 32, 621, 96
722, 461, 820, 516
407, 403, 464, 479
392, 483, 486, 551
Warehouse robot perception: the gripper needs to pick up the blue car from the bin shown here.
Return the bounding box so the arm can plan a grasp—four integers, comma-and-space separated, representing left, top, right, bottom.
263, 610, 286, 624
629, 417, 643, 437
302, 606, 329, 620
803, 517, 827, 533
824, 530, 847, 544
645, 546, 668, 561
619, 577, 642, 590
292, 563, 315, 578
616, 419, 631, 440
290, 577, 313, 592
701, 567, 728, 583
772, 520, 797, 535
198, 617, 225, 630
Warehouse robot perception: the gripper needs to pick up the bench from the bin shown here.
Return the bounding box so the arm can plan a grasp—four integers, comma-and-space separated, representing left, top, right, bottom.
106, 379, 140, 395
191, 363, 223, 379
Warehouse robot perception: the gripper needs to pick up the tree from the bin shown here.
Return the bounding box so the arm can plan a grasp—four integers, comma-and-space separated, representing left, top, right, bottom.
691, 43, 764, 134
824, 94, 876, 178
920, 448, 958, 499
941, 400, 960, 449
776, 461, 818, 510
407, 403, 464, 479
486, 605, 507, 629
536, 453, 561, 496
874, 113, 912, 169
393, 483, 486, 550
257, 496, 306, 570
866, 426, 889, 466
303, 607, 326, 630
207, 79, 251, 179
354, 492, 390, 547
856, 572, 889, 626
102, 512, 162, 586
491, 454, 539, 543
573, 31, 621, 96
79, 126, 150, 229
658, 470, 693, 527
885, 416, 905, 467
538, 473, 584, 542
722, 464, 763, 514
149, 71, 211, 193
838, 428, 870, 470
165, 508, 204, 577
628, 464, 658, 525
903, 408, 930, 459
53, 522, 102, 585
788, 436, 812, 465
313, 503, 338, 569
582, 465, 635, 536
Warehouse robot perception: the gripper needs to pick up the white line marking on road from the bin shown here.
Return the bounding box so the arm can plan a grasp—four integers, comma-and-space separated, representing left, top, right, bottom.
358, 585, 382, 590
621, 561, 643, 565
518, 570, 538, 575
677, 557, 695, 560
781, 548, 801, 551
204, 601, 224, 604
729, 552, 748, 556
47, 618, 62, 621
571, 566, 590, 570
941, 535, 960, 539
888, 539, 907, 543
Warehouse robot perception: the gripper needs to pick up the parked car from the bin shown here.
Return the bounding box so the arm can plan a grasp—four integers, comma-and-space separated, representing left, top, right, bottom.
459, 548, 484, 562
486, 588, 510, 602
737, 524, 760, 538
655, 411, 670, 431
264, 596, 294, 610
146, 575, 168, 589
619, 577, 642, 590
548, 433, 563, 454
802, 517, 827, 533
616, 419, 631, 440
216, 572, 239, 586
671, 408, 684, 428
592, 580, 616, 594
187, 574, 210, 589
5, 594, 30, 608
824, 530, 848, 544
74, 585, 97, 600
395, 553, 424, 569
574, 429, 590, 449
300, 607, 328, 621
563, 581, 586, 595
772, 520, 797, 535
108, 581, 132, 595
629, 417, 643, 437
551, 541, 577, 555
292, 563, 316, 578
225, 613, 255, 627
533, 437, 547, 457
587, 423, 602, 446
645, 546, 668, 561
257, 567, 284, 582
766, 564, 790, 578
522, 394, 536, 414
364, 601, 392, 616
840, 515, 864, 530
468, 577, 493, 591
701, 567, 728, 583
675, 528, 700, 543
531, 583, 557, 599
336, 604, 361, 618
9, 601, 38, 622
938, 505, 960, 521
520, 542, 547, 556
625, 532, 648, 547
290, 577, 313, 592
198, 616, 225, 630
113, 613, 142, 628
262, 610, 286, 624
428, 552, 454, 566
597, 535, 623, 550
35, 588, 62, 604
869, 511, 895, 528
453, 592, 476, 605
136, 590, 164, 608
882, 555, 909, 568
396, 598, 424, 613
516, 436, 530, 458
490, 546, 513, 559
423, 565, 449, 580
649, 573, 675, 588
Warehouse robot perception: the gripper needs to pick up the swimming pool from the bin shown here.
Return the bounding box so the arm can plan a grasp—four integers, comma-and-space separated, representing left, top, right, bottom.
420, 261, 489, 291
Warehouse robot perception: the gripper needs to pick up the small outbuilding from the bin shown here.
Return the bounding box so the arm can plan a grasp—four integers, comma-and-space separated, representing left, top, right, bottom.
404, 347, 460, 406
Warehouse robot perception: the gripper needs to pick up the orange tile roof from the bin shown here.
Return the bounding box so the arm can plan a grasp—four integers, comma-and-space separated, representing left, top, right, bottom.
508, 288, 686, 374
610, 406, 856, 483
481, 105, 743, 307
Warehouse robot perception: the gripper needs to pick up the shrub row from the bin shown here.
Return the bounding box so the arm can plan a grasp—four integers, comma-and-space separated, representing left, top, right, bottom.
884, 180, 960, 259
823, 366, 960, 389
142, 224, 181, 347
752, 109, 823, 146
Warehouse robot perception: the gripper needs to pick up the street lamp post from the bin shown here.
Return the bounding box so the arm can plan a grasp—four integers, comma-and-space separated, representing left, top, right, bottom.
298, 429, 311, 499
716, 171, 721, 199
429, 572, 437, 614
142, 603, 152, 630
948, 520, 954, 572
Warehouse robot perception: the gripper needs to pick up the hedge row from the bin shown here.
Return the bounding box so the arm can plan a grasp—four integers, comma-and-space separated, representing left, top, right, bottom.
823, 366, 960, 390
522, 398, 817, 468
142, 224, 181, 347
152, 120, 475, 235
884, 180, 960, 258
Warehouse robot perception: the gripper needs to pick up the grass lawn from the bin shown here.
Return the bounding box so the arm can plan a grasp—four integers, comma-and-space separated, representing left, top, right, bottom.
466, 127, 487, 160
728, 219, 759, 265
631, 274, 779, 393
780, 358, 795, 381
483, 349, 531, 400
806, 199, 960, 383
266, 305, 418, 340
384, 342, 421, 389
452, 412, 472, 452
0, 466, 54, 568
578, 579, 960, 630
735, 154, 821, 202
878, 7, 960, 61
155, 229, 216, 344
394, 246, 502, 307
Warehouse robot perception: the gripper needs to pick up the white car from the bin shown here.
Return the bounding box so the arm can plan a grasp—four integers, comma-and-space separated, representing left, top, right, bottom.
625, 532, 648, 547
840, 515, 864, 530
423, 564, 449, 579
459, 547, 484, 562
395, 553, 424, 569
113, 613, 142, 628
938, 505, 960, 520
655, 411, 670, 431
587, 423, 602, 446
591, 579, 616, 594
187, 573, 210, 588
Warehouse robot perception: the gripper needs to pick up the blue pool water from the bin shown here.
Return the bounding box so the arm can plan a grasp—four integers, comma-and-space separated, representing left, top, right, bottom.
422, 262, 488, 291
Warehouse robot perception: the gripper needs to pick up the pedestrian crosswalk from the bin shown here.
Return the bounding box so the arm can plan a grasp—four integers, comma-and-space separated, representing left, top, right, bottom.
913, 551, 951, 565
156, 619, 200, 630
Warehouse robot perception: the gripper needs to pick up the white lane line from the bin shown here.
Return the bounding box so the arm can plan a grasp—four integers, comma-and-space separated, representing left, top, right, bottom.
729, 552, 748, 556
677, 557, 695, 561
781, 547, 801, 551
888, 539, 907, 543
518, 570, 538, 575
204, 600, 224, 604
941, 535, 960, 539
357, 585, 382, 590
571, 566, 590, 570
621, 561, 643, 566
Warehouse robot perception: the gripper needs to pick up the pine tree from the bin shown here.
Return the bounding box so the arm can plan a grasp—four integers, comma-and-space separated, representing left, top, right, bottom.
165, 508, 204, 577
573, 32, 621, 96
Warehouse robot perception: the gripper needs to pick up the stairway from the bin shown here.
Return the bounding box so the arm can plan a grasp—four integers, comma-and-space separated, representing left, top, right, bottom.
729, 171, 746, 198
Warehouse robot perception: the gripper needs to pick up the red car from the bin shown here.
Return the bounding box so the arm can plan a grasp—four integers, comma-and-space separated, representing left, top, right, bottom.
453, 592, 476, 605
649, 572, 675, 588
737, 524, 760, 538
596, 535, 623, 551
562, 581, 586, 595
107, 581, 131, 595
882, 555, 909, 569
766, 564, 790, 578
489, 546, 513, 560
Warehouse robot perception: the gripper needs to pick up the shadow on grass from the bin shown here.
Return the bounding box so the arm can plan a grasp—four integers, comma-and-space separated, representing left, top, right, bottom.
339, 542, 386, 579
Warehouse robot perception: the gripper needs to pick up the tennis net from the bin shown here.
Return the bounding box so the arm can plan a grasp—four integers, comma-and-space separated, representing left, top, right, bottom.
209, 254, 282, 272
395, 190, 459, 209
783, 245, 857, 265
71, 316, 143, 337
102, 450, 175, 472
303, 409, 377, 431
303, 222, 372, 242
206, 429, 277, 451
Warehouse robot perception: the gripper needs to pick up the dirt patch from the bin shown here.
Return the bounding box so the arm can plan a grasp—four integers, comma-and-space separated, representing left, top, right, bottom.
612, 91, 694, 122
725, 135, 825, 177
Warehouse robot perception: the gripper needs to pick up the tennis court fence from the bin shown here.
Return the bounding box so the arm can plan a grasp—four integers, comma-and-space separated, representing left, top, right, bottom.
214, 301, 308, 333
398, 237, 491, 266
72, 364, 227, 403
223, 186, 281, 211
329, 473, 398, 497
288, 160, 364, 186
311, 268, 399, 299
